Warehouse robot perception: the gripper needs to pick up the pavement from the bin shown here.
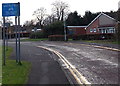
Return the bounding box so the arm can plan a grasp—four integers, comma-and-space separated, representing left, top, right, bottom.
9, 42, 71, 85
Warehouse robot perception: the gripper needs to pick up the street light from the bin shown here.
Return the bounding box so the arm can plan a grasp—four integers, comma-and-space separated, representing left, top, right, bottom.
64, 20, 67, 41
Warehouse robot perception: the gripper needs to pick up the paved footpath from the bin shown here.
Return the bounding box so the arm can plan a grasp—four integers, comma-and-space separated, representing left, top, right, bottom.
9, 42, 70, 85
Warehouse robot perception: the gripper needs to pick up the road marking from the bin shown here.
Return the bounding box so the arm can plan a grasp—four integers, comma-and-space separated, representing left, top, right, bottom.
37, 46, 91, 86
65, 43, 120, 52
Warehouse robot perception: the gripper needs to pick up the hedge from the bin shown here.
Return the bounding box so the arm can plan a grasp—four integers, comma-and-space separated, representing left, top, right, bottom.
29, 32, 46, 39
48, 35, 68, 41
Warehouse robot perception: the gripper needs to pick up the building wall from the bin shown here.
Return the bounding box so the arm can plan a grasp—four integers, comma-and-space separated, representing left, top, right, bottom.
86, 18, 99, 35
86, 14, 117, 35
75, 27, 86, 35
68, 27, 86, 35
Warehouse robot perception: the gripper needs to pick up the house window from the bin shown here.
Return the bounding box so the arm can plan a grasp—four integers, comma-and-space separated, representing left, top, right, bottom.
99, 27, 115, 34
107, 29, 111, 33
99, 29, 102, 33
90, 29, 93, 32
93, 28, 97, 32
107, 27, 115, 33
110, 29, 114, 33
102, 29, 106, 33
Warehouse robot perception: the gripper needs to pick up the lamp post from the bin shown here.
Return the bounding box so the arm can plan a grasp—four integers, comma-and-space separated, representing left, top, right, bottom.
64, 20, 67, 41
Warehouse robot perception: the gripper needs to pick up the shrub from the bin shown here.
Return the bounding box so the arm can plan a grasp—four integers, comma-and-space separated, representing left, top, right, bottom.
29, 32, 45, 39
43, 21, 64, 36
48, 35, 68, 41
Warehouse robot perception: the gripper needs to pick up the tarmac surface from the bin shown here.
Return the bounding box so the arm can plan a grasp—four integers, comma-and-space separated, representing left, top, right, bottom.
37, 41, 119, 84
8, 39, 119, 85
9, 42, 71, 85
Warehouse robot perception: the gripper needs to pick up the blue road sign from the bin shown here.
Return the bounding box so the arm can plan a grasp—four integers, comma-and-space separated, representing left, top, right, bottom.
2, 2, 20, 17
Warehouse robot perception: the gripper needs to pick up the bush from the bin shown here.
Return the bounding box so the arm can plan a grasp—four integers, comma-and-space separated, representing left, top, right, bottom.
29, 32, 45, 39
43, 21, 64, 36
72, 34, 115, 40
48, 35, 68, 41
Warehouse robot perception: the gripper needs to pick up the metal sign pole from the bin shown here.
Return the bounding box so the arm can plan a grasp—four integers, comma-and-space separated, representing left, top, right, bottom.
2, 17, 6, 65
15, 16, 18, 63
18, 16, 21, 65
6, 27, 8, 51
2, 2, 21, 65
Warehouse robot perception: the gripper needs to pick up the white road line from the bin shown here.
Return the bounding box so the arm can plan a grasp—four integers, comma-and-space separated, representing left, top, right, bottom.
37, 46, 91, 86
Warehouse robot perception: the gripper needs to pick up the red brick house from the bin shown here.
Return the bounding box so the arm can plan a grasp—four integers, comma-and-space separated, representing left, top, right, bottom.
67, 13, 118, 39
85, 13, 117, 35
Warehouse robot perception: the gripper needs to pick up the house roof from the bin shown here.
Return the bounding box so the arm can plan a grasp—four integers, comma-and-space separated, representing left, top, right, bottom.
85, 12, 117, 29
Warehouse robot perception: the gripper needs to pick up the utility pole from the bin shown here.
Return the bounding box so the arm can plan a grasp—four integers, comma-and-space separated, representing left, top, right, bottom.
64, 20, 67, 41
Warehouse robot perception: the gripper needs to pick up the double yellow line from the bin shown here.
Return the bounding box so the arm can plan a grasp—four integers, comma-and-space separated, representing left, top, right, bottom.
37, 46, 91, 86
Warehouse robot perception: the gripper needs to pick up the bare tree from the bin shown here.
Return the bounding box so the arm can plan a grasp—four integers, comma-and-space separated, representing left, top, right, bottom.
23, 20, 34, 32
0, 17, 13, 26
51, 0, 69, 21
43, 14, 57, 25
33, 7, 46, 28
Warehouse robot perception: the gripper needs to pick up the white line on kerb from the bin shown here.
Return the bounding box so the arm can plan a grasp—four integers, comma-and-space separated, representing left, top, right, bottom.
37, 46, 91, 86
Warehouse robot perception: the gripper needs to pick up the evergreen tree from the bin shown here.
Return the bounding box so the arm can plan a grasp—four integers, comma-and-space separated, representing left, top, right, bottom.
66, 11, 82, 26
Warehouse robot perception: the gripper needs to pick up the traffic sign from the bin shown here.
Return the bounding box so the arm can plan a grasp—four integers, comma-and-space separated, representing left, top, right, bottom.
2, 2, 20, 17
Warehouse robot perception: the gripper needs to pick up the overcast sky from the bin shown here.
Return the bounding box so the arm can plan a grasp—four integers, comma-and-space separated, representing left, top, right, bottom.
0, 0, 120, 25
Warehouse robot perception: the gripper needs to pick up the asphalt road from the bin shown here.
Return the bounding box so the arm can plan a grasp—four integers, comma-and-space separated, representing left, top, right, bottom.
9, 42, 70, 85
9, 40, 119, 85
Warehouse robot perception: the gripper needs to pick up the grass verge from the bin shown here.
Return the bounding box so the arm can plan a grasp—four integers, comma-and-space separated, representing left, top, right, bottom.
2, 60, 31, 84
21, 38, 48, 41
2, 46, 31, 84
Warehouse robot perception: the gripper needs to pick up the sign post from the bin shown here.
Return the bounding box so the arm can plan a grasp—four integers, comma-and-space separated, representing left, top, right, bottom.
15, 16, 18, 63
2, 2, 21, 65
5, 23, 10, 51
18, 16, 21, 65
2, 17, 6, 65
